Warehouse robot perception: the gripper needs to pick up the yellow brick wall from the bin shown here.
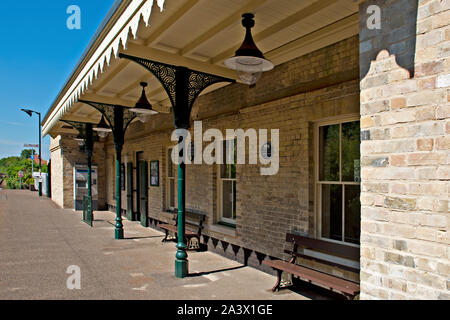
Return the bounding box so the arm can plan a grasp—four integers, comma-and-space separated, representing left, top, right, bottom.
102, 36, 360, 279
359, 0, 449, 299
50, 135, 106, 210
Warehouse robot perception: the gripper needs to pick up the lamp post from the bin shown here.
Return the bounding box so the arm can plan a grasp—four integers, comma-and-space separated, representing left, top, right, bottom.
21, 109, 42, 197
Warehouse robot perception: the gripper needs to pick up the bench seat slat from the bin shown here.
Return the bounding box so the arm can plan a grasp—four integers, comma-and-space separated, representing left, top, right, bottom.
263, 259, 359, 295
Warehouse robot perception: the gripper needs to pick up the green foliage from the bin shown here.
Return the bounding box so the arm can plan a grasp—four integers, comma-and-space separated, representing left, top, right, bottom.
20, 149, 34, 159
0, 156, 21, 174
0, 149, 47, 189
320, 121, 360, 182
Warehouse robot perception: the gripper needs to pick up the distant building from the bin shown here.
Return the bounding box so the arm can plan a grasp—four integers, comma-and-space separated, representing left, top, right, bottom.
29, 155, 47, 167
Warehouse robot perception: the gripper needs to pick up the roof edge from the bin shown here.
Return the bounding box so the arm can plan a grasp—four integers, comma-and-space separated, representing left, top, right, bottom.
42, 0, 130, 126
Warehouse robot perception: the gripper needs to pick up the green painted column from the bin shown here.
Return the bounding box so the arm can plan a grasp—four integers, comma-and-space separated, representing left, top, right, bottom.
175, 134, 188, 278
85, 124, 93, 203
174, 67, 190, 278
115, 146, 124, 239
87, 155, 92, 199
115, 55, 234, 278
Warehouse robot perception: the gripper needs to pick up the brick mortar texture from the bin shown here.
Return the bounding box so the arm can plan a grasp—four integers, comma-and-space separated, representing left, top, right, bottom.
359, 0, 449, 300
97, 36, 361, 282
50, 135, 106, 210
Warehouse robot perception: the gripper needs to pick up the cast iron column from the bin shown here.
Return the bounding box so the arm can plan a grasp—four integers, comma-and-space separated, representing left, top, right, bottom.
62, 120, 96, 216
118, 53, 235, 278
78, 100, 136, 240
174, 67, 190, 278
113, 107, 124, 239
84, 123, 94, 203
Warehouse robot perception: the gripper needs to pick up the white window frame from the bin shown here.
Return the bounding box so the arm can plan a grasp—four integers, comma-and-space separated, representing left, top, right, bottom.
315, 115, 361, 248
217, 139, 237, 226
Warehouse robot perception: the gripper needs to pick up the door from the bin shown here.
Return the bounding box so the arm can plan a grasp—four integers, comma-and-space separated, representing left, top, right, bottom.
135, 152, 143, 221
139, 161, 148, 227
126, 162, 133, 221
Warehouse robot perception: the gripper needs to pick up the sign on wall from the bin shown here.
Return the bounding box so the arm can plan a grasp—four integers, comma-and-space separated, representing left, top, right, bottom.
150, 160, 159, 187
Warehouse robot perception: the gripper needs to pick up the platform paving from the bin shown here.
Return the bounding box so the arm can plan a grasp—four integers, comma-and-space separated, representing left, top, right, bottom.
0, 190, 311, 300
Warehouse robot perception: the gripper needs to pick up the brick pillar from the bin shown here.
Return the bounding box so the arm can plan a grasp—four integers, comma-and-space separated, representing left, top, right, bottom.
49, 135, 106, 210
359, 0, 449, 299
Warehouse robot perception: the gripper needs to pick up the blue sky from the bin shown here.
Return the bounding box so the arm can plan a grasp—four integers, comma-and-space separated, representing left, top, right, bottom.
0, 1, 116, 160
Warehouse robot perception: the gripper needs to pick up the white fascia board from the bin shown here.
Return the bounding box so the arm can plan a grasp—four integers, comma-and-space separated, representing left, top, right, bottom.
42, 0, 165, 136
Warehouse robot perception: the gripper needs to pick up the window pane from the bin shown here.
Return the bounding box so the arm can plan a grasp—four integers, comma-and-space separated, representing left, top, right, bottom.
342, 121, 361, 182
221, 140, 237, 179
345, 185, 361, 245
169, 179, 175, 209
222, 180, 233, 220
319, 124, 340, 181
220, 164, 228, 179
321, 184, 342, 241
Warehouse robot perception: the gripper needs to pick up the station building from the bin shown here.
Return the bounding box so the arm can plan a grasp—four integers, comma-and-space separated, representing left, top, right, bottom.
43, 0, 449, 299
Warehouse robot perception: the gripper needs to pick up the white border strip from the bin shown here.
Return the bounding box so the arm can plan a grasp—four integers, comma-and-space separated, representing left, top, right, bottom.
43, 0, 165, 136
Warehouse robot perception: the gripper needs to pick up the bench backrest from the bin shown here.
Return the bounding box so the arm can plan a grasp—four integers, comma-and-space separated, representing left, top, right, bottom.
286, 233, 359, 262
173, 211, 206, 234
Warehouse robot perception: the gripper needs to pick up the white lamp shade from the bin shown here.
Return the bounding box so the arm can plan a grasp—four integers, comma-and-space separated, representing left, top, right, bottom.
96, 130, 110, 138
130, 108, 159, 115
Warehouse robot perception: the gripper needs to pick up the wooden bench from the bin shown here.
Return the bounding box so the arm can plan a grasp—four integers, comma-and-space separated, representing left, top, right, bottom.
157, 211, 206, 250
262, 233, 360, 299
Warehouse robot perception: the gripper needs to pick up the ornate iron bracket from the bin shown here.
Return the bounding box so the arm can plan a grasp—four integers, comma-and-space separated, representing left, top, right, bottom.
78, 100, 137, 148
61, 120, 98, 154
118, 53, 235, 129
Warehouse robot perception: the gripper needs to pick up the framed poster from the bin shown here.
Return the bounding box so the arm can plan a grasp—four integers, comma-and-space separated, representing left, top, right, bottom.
150, 160, 159, 187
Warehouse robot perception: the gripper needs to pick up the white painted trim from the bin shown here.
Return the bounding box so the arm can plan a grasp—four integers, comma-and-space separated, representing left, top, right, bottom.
314, 114, 360, 247
217, 139, 237, 225
42, 0, 165, 136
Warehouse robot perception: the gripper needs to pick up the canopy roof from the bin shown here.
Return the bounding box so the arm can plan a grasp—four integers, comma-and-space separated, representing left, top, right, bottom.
43, 0, 360, 137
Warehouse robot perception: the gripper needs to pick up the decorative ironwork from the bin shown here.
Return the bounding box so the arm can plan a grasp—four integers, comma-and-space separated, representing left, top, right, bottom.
77, 100, 137, 144
61, 120, 99, 142
77, 99, 137, 240
187, 72, 231, 110
118, 52, 235, 278
119, 53, 235, 121
61, 120, 86, 137
119, 53, 177, 107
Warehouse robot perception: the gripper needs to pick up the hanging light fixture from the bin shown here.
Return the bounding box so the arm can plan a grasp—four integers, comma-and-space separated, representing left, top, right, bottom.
130, 82, 158, 123
93, 115, 112, 138
74, 134, 85, 146
224, 13, 274, 85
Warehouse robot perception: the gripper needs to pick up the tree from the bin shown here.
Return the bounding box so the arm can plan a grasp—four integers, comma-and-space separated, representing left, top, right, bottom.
6, 158, 32, 189
0, 150, 48, 189
20, 149, 34, 159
